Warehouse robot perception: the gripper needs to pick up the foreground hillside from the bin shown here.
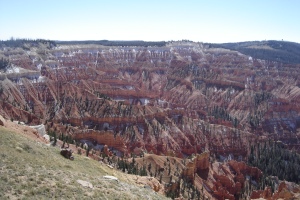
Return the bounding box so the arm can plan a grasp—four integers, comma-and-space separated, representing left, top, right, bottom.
0, 118, 168, 200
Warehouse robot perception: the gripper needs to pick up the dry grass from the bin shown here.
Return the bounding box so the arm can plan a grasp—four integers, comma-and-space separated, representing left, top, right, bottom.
0, 126, 169, 200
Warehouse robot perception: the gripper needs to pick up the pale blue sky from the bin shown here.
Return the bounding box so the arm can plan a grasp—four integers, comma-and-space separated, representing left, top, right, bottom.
0, 0, 299, 43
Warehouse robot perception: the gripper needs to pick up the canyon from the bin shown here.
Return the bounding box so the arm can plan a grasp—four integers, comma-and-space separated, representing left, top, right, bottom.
1, 39, 300, 199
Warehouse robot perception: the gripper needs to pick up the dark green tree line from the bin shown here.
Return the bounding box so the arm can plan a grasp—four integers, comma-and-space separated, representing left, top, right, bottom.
248, 141, 300, 183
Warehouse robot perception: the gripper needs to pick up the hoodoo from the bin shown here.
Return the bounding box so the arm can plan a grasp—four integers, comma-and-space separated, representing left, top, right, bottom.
1, 39, 300, 199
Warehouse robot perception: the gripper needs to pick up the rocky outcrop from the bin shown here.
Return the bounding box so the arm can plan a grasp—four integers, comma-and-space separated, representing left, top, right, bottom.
73, 130, 127, 152
135, 176, 164, 194
195, 152, 210, 170
182, 159, 197, 182
251, 181, 300, 200
213, 174, 235, 194
228, 160, 262, 180
213, 186, 235, 200
182, 152, 210, 182
60, 148, 74, 160
1, 41, 300, 199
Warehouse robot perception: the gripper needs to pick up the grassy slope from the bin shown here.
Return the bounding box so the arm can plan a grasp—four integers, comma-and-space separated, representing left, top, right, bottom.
0, 126, 168, 200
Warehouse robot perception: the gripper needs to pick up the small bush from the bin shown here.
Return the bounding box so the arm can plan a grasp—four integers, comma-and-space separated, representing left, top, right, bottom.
77, 148, 82, 155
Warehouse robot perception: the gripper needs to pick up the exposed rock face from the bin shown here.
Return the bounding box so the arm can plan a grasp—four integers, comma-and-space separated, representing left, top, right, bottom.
135, 176, 164, 194
182, 152, 210, 182
172, 155, 264, 200
195, 152, 210, 170
182, 159, 197, 182
2, 41, 299, 156
1, 41, 300, 199
251, 181, 300, 200
228, 160, 262, 180
250, 187, 272, 199
72, 130, 127, 152
213, 174, 236, 200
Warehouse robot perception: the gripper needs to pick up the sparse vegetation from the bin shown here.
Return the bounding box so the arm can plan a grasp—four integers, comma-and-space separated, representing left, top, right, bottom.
1, 38, 300, 199
0, 38, 56, 49
57, 40, 166, 47
0, 57, 10, 70
0, 126, 168, 200
207, 40, 300, 64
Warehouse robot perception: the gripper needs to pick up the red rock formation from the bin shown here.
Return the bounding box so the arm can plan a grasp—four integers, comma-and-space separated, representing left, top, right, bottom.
251, 181, 300, 200
2, 41, 300, 199
103, 145, 113, 156
182, 152, 210, 182
228, 160, 262, 180
213, 186, 235, 200
182, 159, 196, 182
73, 131, 127, 152
195, 152, 210, 170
